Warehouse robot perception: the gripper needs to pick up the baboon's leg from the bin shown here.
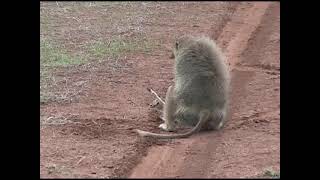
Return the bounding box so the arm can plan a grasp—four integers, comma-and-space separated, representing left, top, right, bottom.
159, 85, 176, 132
206, 109, 226, 130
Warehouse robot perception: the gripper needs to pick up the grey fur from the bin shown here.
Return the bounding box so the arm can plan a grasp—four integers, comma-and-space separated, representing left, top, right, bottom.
136, 36, 230, 139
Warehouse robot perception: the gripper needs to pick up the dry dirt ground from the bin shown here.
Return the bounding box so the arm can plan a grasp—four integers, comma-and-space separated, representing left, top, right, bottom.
40, 2, 280, 178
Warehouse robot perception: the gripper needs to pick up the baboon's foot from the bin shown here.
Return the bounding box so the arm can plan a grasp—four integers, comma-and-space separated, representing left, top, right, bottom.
159, 123, 175, 132
217, 120, 225, 130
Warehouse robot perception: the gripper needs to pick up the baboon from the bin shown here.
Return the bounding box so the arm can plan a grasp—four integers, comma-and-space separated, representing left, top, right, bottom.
136, 35, 230, 139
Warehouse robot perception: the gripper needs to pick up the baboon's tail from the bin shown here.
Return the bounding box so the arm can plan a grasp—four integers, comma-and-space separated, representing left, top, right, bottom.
135, 110, 210, 139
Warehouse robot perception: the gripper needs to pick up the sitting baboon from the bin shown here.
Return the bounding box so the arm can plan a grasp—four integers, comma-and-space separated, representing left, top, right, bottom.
136, 35, 230, 139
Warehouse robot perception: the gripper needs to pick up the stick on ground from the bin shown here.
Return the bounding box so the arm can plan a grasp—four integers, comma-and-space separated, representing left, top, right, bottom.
147, 88, 165, 105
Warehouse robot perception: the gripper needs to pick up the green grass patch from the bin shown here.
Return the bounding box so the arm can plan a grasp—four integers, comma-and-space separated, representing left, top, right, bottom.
89, 37, 156, 61
41, 39, 87, 67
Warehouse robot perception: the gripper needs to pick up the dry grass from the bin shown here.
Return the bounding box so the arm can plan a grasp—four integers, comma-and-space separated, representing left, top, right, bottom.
40, 2, 161, 104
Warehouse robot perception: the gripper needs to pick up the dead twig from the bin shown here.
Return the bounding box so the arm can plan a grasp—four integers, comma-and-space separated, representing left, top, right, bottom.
76, 156, 86, 165
147, 88, 165, 104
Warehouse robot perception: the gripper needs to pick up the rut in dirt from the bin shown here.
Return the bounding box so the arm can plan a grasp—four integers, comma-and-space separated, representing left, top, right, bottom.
129, 2, 280, 178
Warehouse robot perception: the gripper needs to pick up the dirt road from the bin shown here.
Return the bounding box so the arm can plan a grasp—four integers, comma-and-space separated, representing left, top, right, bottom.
40, 2, 279, 178
130, 2, 280, 178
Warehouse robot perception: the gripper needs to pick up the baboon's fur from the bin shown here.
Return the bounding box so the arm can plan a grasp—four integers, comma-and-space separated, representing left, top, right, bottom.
136, 36, 230, 139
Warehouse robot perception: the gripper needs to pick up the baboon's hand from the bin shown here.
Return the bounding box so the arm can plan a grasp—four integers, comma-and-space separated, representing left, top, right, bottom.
159, 123, 175, 132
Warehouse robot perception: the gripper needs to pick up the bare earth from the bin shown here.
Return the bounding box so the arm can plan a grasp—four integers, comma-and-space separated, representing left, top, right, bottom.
40, 2, 279, 178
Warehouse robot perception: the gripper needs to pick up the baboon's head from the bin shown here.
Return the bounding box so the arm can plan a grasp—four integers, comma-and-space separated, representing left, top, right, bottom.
171, 36, 195, 59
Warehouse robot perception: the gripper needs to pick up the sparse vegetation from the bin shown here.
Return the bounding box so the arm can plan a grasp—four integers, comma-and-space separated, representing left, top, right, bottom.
40, 39, 87, 67
40, 1, 159, 104
40, 38, 88, 104
88, 37, 156, 62
40, 36, 156, 104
